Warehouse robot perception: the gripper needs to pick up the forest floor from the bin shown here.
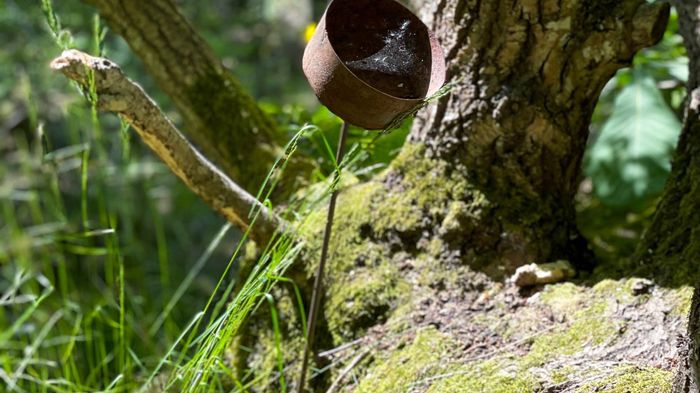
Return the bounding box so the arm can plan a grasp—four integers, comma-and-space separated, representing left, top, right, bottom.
312, 196, 694, 392
320, 269, 692, 392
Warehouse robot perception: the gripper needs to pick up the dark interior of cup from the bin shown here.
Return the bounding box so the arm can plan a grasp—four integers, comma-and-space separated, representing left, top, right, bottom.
326, 0, 433, 99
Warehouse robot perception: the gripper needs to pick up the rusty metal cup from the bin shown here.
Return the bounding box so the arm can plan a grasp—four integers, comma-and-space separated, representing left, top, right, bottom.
302, 0, 446, 130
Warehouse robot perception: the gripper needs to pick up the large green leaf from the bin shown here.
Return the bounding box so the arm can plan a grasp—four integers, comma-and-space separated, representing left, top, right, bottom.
586, 73, 681, 207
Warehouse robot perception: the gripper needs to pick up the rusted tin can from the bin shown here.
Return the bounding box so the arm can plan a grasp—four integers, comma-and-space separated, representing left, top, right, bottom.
302, 0, 446, 130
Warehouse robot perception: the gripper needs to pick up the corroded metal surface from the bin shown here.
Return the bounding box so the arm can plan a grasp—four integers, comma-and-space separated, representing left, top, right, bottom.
303, 0, 446, 130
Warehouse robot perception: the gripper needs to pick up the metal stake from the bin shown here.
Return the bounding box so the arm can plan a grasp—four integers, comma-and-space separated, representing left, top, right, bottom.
297, 121, 349, 393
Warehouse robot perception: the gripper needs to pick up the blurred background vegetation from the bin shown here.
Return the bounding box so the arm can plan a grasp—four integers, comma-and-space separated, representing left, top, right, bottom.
0, 0, 689, 391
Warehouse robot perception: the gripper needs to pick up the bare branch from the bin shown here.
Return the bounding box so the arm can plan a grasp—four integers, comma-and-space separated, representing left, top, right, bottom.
50, 49, 284, 245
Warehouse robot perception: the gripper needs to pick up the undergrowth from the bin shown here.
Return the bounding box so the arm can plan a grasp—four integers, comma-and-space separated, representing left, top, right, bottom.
0, 1, 385, 391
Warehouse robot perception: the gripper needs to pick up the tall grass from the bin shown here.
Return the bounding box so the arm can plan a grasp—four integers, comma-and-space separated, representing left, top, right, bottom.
0, 114, 347, 392
0, 2, 375, 392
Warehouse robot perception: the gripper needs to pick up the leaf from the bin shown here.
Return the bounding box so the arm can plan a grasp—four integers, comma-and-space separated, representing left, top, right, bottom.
586, 73, 681, 207
664, 57, 689, 82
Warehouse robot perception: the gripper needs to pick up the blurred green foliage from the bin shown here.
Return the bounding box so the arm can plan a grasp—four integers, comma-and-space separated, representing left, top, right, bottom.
579, 9, 687, 265
586, 9, 687, 209
586, 72, 681, 207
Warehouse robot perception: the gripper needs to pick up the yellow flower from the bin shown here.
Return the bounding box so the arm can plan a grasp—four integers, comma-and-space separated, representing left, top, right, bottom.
304, 23, 317, 43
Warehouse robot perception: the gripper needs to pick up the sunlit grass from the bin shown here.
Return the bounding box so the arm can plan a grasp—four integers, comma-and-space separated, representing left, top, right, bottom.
0, 1, 410, 392
1, 8, 346, 393
0, 111, 349, 392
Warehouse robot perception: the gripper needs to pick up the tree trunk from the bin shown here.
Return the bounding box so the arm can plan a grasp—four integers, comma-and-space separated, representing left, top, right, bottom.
637, 2, 700, 391
636, 1, 700, 286
405, 0, 668, 274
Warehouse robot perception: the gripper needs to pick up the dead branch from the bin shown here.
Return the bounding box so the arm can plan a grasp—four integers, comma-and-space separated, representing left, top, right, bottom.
50, 49, 285, 245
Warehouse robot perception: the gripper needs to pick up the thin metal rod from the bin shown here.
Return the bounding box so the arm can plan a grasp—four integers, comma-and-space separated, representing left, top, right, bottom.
297, 121, 349, 393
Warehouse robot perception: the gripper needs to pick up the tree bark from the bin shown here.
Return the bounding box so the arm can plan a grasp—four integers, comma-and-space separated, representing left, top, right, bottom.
402, 0, 669, 275
675, 308, 700, 393
83, 0, 313, 194
638, 2, 700, 392
637, 2, 700, 286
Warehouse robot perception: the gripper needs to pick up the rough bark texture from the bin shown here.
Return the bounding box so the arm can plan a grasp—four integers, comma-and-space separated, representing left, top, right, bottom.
678, 296, 700, 392
637, 2, 700, 287
638, 2, 700, 392
50, 50, 283, 245
82, 0, 313, 194
406, 0, 669, 275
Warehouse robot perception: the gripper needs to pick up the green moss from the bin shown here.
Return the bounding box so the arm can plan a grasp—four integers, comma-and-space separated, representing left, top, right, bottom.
349, 310, 667, 392
592, 278, 694, 317
372, 144, 476, 236
414, 253, 450, 288
298, 144, 482, 343
355, 327, 452, 392
592, 278, 642, 305
577, 366, 672, 393
326, 261, 409, 340
427, 360, 540, 393
320, 276, 682, 391
668, 285, 694, 318
591, 279, 624, 296
354, 327, 538, 392
540, 282, 585, 314
550, 366, 575, 385
524, 301, 617, 367
300, 181, 405, 343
